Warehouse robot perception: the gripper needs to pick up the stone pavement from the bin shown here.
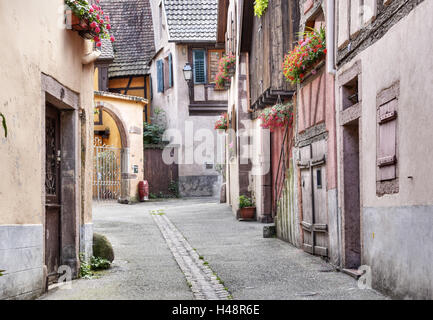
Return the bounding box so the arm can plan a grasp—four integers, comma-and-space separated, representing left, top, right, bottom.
39, 198, 386, 300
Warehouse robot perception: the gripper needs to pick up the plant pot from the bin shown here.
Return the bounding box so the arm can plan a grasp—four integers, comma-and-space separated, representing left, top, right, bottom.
66, 10, 96, 39
239, 207, 256, 220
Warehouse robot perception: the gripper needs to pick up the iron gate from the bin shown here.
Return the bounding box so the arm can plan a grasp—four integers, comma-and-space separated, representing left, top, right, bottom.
93, 137, 121, 201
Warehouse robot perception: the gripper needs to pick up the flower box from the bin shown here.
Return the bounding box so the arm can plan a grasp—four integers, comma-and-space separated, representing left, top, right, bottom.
65, 0, 115, 46
283, 27, 327, 85
66, 9, 96, 39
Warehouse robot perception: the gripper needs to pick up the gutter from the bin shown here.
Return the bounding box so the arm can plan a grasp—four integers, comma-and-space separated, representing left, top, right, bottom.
326, 0, 337, 74
82, 40, 101, 65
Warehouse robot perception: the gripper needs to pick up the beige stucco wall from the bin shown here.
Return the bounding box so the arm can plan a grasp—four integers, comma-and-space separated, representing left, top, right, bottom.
0, 0, 94, 225
336, 0, 433, 298
337, 0, 433, 209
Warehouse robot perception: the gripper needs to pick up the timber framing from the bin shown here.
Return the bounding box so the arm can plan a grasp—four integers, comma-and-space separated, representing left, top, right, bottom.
337, 0, 425, 66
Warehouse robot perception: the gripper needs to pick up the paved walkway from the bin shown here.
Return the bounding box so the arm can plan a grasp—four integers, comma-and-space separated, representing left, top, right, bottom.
39, 198, 386, 300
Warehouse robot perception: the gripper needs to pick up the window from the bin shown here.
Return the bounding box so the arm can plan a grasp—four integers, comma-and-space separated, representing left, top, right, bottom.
168, 53, 173, 88
157, 59, 164, 93
376, 82, 399, 195
208, 49, 224, 84
193, 50, 206, 84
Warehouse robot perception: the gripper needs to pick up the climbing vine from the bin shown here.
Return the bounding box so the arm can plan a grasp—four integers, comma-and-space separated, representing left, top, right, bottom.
0, 112, 7, 138
254, 0, 269, 18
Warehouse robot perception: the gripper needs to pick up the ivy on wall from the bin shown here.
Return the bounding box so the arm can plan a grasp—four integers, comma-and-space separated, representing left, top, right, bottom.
0, 113, 7, 138
254, 0, 269, 18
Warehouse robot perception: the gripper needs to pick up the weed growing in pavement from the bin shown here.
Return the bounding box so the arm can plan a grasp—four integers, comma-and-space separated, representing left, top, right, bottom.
150, 209, 166, 216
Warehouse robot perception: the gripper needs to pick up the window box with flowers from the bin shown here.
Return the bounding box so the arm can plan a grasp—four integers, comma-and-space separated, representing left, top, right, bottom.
65, 0, 115, 47
282, 27, 326, 85
258, 102, 293, 132
214, 113, 228, 131
214, 55, 236, 90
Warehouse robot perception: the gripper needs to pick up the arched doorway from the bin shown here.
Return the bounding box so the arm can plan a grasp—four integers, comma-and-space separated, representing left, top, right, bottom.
93, 103, 130, 201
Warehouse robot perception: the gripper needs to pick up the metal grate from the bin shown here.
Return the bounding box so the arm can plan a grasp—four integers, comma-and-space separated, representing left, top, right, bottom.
93, 137, 121, 201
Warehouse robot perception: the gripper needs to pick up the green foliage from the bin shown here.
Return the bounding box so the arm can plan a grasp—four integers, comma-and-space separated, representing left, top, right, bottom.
149, 193, 158, 199
168, 180, 180, 198
0, 112, 7, 138
0, 270, 5, 277
90, 256, 111, 271
254, 0, 269, 17
143, 108, 167, 145
239, 195, 254, 209
79, 253, 111, 279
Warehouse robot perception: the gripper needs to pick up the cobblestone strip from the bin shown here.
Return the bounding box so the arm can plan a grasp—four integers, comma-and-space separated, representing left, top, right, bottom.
152, 214, 230, 300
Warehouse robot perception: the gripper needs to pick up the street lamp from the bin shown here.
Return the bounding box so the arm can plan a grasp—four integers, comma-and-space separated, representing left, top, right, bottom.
183, 63, 193, 83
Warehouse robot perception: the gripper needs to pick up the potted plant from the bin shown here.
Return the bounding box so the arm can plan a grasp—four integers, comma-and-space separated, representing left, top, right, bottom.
65, 0, 115, 46
258, 102, 293, 132
282, 26, 327, 84
214, 113, 228, 131
239, 195, 256, 220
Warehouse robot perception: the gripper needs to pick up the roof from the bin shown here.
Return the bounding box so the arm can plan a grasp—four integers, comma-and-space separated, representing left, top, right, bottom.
99, 0, 155, 77
99, 38, 115, 61
164, 0, 218, 42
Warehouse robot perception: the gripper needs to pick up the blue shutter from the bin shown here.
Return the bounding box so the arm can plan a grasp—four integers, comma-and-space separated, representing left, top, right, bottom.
193, 50, 206, 84
168, 53, 173, 88
157, 59, 164, 93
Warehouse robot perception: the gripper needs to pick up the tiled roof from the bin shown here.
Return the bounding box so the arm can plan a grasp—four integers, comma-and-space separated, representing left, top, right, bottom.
99, 0, 155, 77
164, 0, 218, 42
99, 38, 115, 61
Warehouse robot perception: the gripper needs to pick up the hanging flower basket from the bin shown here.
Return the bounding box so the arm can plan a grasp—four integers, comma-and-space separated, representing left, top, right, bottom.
214, 54, 236, 89
258, 103, 293, 132
65, 0, 115, 46
215, 113, 228, 130
282, 27, 327, 84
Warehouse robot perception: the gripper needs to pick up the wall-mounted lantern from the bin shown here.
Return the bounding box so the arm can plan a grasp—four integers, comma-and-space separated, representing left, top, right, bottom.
183, 63, 193, 83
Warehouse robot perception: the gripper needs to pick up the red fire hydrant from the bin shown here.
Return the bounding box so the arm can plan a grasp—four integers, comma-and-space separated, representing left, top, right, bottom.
138, 181, 149, 202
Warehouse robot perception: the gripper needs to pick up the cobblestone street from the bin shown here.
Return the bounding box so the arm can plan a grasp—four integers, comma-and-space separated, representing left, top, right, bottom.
39, 198, 386, 300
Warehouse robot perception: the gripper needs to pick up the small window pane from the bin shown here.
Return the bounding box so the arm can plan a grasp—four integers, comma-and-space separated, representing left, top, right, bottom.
193, 50, 206, 84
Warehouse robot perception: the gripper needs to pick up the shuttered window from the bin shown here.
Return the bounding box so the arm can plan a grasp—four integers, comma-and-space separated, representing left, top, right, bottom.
193, 50, 206, 84
377, 99, 398, 181
168, 53, 173, 88
157, 59, 164, 93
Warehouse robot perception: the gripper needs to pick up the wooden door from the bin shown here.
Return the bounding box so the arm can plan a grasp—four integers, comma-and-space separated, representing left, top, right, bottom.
45, 104, 61, 284
298, 140, 329, 257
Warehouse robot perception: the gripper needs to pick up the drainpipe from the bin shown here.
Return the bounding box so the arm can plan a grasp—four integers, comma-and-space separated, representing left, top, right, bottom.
82, 39, 101, 65
326, 0, 336, 74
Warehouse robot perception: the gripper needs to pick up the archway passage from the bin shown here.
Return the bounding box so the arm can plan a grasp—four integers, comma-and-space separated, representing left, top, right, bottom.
93, 105, 128, 201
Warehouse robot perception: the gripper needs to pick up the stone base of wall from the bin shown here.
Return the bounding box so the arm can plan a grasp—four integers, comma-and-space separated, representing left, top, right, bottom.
0, 225, 44, 300
363, 205, 433, 300
179, 175, 220, 197
79, 223, 93, 261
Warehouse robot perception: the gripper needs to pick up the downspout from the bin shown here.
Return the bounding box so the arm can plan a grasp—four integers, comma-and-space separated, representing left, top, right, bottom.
326, 0, 336, 74
82, 39, 101, 65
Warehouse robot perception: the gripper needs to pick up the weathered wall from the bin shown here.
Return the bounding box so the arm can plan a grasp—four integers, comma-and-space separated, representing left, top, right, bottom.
336, 0, 433, 299
0, 0, 94, 299
149, 0, 225, 197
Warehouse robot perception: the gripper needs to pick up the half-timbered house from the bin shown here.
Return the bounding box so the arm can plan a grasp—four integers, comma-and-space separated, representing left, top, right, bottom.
149, 0, 228, 197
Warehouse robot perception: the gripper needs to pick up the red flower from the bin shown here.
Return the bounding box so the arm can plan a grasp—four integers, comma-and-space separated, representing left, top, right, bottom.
96, 42, 102, 48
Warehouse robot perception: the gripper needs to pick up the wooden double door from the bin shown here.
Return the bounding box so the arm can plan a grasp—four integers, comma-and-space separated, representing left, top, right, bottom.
298, 139, 329, 257
45, 104, 61, 284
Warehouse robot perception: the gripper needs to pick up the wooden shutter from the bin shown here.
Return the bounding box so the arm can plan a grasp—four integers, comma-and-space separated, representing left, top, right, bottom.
378, 99, 397, 181
98, 66, 109, 92
168, 53, 173, 88
157, 59, 164, 93
193, 50, 206, 84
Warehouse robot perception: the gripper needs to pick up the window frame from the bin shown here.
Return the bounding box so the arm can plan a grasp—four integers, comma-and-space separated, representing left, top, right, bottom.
193, 49, 207, 85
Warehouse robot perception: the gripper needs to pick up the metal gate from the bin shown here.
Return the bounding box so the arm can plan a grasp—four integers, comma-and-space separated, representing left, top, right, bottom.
93, 137, 121, 201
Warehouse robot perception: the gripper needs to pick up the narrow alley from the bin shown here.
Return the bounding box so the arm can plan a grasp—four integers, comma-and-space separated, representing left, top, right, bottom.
40, 199, 385, 300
